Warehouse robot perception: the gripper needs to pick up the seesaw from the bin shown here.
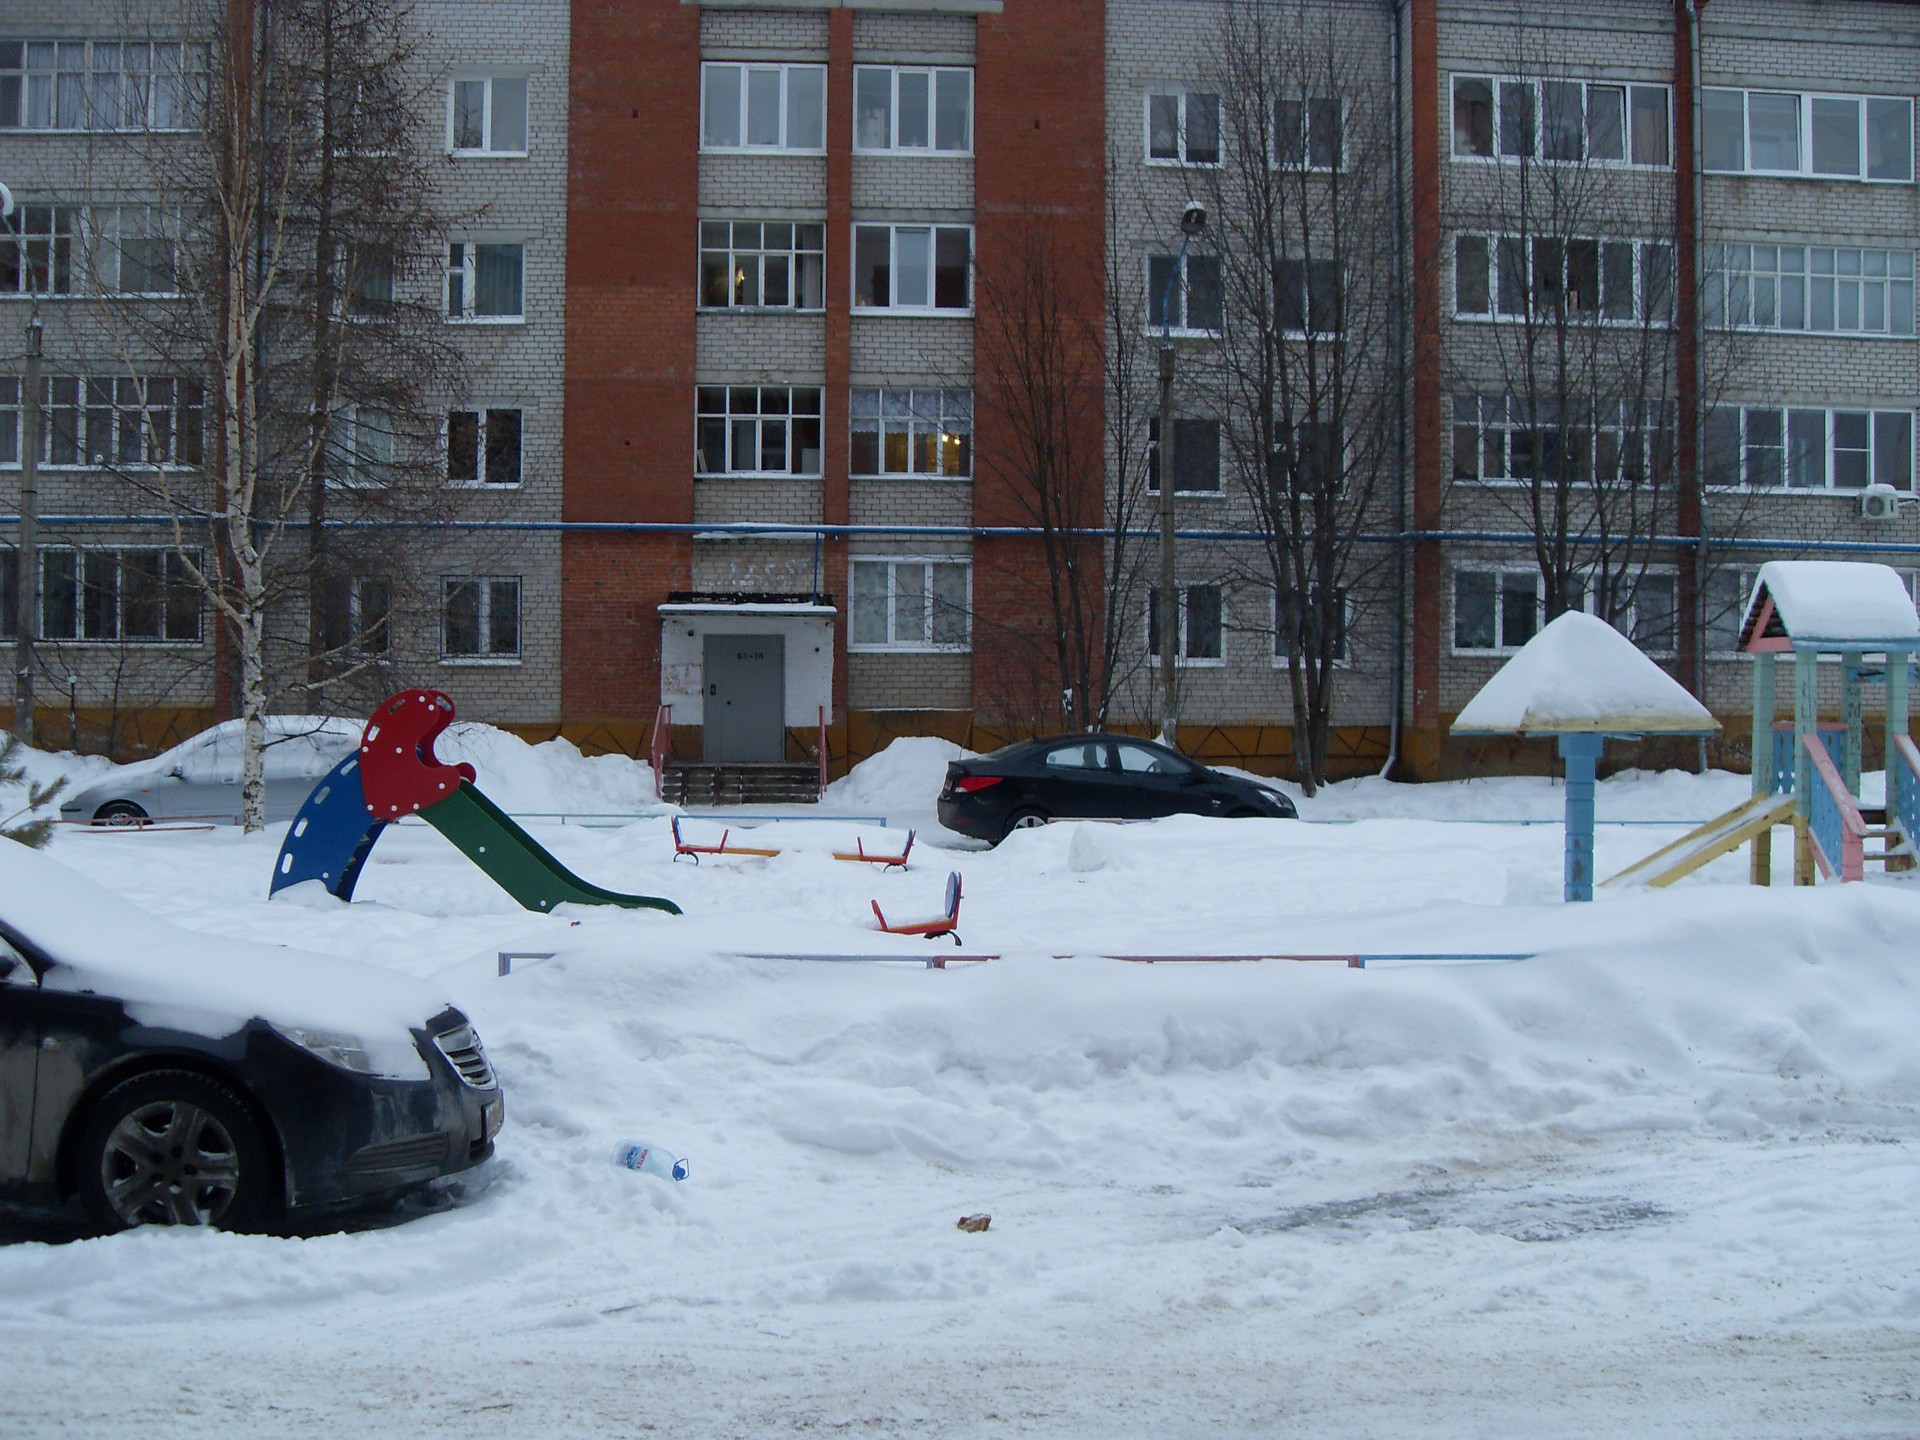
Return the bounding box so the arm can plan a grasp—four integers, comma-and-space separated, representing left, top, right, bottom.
271, 690, 681, 914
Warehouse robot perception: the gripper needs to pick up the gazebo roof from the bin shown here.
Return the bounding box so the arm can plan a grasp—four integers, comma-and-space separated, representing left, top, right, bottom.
1739, 561, 1920, 653
1452, 611, 1718, 737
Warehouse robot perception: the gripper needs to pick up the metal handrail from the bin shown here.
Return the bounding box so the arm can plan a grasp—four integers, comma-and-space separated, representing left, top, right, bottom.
1802, 733, 1866, 882
648, 703, 672, 801
1892, 735, 1920, 862
816, 705, 828, 798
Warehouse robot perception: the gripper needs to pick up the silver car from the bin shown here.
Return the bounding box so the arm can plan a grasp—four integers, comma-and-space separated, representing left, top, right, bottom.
58, 717, 362, 826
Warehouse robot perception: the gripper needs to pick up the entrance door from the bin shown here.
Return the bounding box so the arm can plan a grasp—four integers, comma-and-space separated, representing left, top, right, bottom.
703, 634, 786, 762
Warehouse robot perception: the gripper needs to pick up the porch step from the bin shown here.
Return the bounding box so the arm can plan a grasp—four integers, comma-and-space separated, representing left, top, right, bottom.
662, 762, 822, 807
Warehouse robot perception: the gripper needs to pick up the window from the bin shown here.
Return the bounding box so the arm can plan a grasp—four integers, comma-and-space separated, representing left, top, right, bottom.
1147, 252, 1223, 335
852, 224, 971, 312
1452, 396, 1673, 486
1270, 420, 1343, 495
697, 386, 823, 476
449, 75, 527, 155
1703, 89, 1912, 182
344, 241, 393, 317
1275, 257, 1341, 336
1452, 75, 1669, 166
1705, 405, 1913, 491
0, 548, 15, 637
700, 63, 826, 153
1, 205, 75, 295
441, 577, 520, 660
1455, 234, 1672, 324
1146, 416, 1220, 493
700, 221, 824, 310
18, 375, 203, 468
446, 241, 523, 321
1275, 96, 1341, 170
0, 40, 207, 132
849, 557, 970, 651
850, 388, 970, 477
1147, 583, 1223, 663
335, 404, 394, 488
1453, 568, 1542, 652
854, 66, 971, 153
1705, 244, 1915, 337
37, 546, 200, 643
94, 205, 177, 295
318, 575, 391, 658
446, 407, 522, 487
1274, 587, 1348, 664
1145, 91, 1220, 166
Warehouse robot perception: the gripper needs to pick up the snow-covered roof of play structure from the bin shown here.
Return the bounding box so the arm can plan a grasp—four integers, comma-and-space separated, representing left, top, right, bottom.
1451, 611, 1719, 737
1739, 561, 1920, 651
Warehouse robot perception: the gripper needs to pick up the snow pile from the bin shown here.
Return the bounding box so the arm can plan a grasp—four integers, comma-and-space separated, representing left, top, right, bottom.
436, 724, 669, 816
1453, 612, 1717, 736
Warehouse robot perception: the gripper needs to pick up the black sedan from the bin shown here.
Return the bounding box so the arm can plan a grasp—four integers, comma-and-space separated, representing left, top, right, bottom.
0, 839, 503, 1233
937, 734, 1298, 843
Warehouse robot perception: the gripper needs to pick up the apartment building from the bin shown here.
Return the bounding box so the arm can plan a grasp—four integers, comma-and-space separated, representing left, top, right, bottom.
7, 0, 1920, 785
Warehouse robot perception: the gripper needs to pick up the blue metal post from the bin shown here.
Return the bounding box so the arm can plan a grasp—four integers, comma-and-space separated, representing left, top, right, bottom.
1558, 732, 1604, 902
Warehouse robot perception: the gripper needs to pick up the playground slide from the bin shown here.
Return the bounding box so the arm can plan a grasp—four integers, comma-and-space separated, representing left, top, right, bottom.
1601, 793, 1793, 890
271, 690, 681, 915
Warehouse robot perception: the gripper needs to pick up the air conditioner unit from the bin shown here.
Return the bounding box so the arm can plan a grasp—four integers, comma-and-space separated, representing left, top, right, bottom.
1861, 484, 1903, 522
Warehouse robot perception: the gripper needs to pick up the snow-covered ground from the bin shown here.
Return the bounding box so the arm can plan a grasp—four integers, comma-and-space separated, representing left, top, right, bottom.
3, 734, 1918, 1437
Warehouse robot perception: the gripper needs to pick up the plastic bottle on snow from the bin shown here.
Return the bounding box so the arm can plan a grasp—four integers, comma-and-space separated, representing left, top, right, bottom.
611, 1140, 690, 1181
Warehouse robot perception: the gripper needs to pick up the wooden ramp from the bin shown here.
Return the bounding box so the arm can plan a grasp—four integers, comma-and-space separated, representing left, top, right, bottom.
1602, 794, 1793, 890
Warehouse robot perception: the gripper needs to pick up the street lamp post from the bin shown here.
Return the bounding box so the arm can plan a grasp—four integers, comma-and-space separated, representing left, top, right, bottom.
1156, 200, 1207, 749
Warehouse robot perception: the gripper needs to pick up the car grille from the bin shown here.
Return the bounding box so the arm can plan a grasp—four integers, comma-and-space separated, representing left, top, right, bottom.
346, 1133, 450, 1176
433, 1024, 497, 1090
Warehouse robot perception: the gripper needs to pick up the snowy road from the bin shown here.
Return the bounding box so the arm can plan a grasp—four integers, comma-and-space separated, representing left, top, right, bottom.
3, 738, 1918, 1436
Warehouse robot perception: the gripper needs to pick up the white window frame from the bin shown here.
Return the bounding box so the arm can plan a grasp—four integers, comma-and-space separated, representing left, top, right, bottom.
1451, 74, 1672, 168
93, 203, 181, 297
0, 40, 208, 133
318, 574, 392, 660
851, 223, 973, 314
0, 203, 76, 296
1146, 582, 1225, 667
1450, 395, 1674, 487
1704, 88, 1914, 182
1452, 565, 1543, 654
696, 385, 824, 477
1273, 96, 1344, 172
1705, 242, 1916, 338
700, 62, 826, 154
1272, 587, 1349, 667
18, 374, 204, 470
848, 556, 972, 653
1275, 256, 1343, 338
1146, 415, 1222, 496
36, 545, 202, 645
440, 576, 521, 663
1144, 90, 1221, 167
853, 65, 972, 154
447, 73, 528, 157
330, 403, 394, 490
699, 220, 826, 311
1453, 233, 1673, 326
1705, 405, 1914, 492
1146, 251, 1224, 337
445, 239, 525, 323
444, 406, 524, 488
849, 387, 972, 478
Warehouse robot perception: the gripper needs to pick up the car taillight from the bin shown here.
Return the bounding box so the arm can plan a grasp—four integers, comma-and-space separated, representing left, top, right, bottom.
954, 775, 1003, 793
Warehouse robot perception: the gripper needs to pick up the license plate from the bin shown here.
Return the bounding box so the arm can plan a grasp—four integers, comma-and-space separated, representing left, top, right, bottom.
483, 1099, 503, 1140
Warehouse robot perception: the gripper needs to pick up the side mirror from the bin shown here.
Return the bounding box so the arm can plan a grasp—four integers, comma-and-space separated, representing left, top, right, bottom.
168, 766, 186, 780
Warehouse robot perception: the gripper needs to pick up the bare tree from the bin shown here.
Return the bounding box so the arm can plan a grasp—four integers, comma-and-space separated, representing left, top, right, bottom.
1192, 0, 1403, 793
970, 152, 1159, 732
73, 0, 470, 828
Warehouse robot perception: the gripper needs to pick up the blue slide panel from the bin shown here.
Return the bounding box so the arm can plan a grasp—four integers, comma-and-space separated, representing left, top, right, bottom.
270, 753, 389, 902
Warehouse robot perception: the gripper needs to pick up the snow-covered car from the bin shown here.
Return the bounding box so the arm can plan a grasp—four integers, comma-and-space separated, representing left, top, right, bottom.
0, 840, 503, 1233
58, 716, 362, 825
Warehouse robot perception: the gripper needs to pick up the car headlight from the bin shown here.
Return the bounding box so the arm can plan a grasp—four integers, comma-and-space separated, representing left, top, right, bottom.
272, 1023, 431, 1081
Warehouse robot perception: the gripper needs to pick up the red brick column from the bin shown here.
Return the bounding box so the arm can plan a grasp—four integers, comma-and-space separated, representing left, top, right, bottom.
561, 0, 700, 733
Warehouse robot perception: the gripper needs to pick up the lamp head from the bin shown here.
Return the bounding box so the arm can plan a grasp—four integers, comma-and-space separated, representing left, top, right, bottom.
1179, 199, 1207, 238
0, 182, 14, 220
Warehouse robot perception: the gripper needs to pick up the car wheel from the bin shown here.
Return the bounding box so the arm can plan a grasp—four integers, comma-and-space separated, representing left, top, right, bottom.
93, 801, 148, 827
75, 1070, 276, 1233
1000, 808, 1049, 843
